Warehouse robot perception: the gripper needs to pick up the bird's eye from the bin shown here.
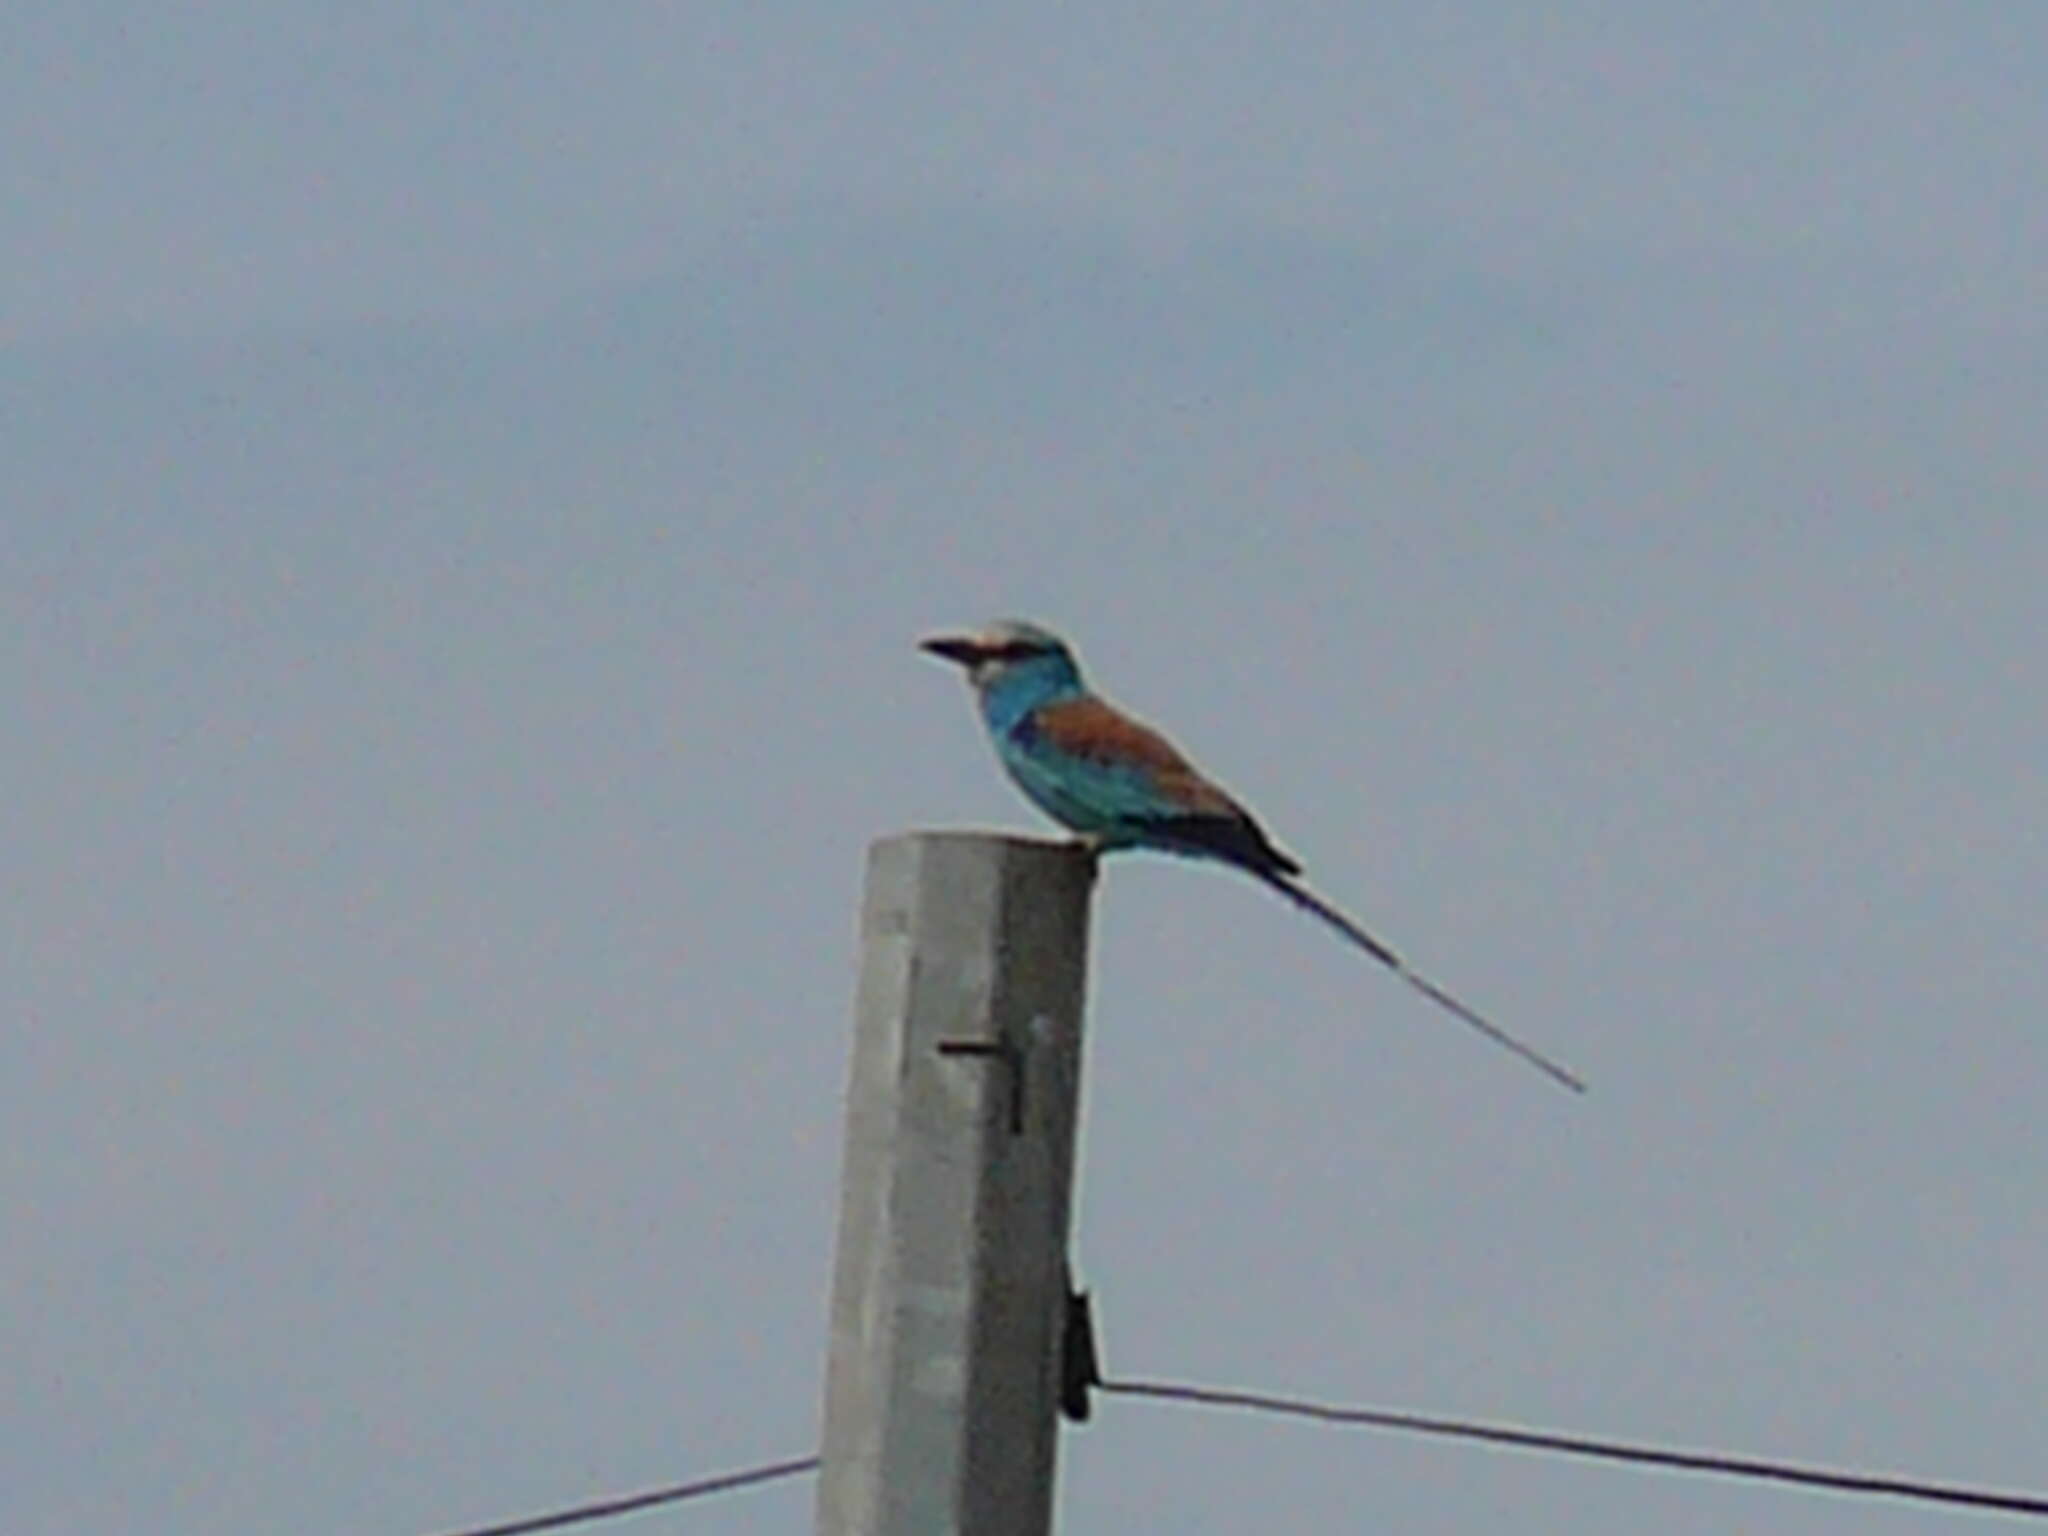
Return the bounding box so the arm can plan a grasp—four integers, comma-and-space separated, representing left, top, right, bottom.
992, 641, 1044, 661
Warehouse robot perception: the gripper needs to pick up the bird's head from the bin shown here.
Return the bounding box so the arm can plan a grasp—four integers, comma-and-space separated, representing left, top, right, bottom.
920, 619, 1084, 695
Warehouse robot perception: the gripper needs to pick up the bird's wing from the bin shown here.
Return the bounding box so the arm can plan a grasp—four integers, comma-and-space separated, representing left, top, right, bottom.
1025, 695, 1303, 876
1027, 695, 1240, 817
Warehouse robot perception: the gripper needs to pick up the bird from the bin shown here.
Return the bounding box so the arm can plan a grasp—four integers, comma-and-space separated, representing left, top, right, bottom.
921, 619, 1584, 1093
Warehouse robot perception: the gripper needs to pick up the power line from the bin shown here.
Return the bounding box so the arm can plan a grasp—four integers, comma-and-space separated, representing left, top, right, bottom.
418, 1455, 819, 1536
410, 1372, 2048, 1534
1102, 1376, 2048, 1520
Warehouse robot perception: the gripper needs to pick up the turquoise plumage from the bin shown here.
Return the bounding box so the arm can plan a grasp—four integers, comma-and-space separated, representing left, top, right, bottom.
923, 620, 1583, 1093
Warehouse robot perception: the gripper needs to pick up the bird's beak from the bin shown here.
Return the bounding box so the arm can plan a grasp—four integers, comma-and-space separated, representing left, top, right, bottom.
920, 634, 987, 668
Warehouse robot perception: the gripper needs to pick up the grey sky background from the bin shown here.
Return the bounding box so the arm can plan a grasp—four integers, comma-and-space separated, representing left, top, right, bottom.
6, 5, 2045, 1532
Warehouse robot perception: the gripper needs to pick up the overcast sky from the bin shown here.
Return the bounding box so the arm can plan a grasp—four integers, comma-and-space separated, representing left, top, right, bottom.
7, 6, 2047, 1533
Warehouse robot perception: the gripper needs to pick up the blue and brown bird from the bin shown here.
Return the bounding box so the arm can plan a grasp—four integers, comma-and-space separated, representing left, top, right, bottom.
922, 619, 1584, 1093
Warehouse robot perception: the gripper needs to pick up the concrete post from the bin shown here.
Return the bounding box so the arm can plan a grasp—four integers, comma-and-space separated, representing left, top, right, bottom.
815, 833, 1095, 1536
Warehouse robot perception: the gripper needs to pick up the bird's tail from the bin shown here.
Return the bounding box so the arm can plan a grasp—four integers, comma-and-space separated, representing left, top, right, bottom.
1251, 868, 1587, 1094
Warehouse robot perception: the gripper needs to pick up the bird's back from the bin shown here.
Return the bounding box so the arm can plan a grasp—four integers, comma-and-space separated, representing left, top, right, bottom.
995, 688, 1301, 875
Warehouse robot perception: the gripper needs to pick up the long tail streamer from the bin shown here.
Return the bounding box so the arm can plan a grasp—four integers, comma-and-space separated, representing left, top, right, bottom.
1255, 870, 1587, 1094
